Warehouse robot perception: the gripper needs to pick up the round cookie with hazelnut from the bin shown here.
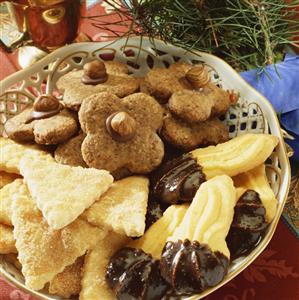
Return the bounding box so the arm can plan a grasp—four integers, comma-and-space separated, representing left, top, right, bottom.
4, 94, 78, 145
78, 92, 165, 175
57, 60, 139, 111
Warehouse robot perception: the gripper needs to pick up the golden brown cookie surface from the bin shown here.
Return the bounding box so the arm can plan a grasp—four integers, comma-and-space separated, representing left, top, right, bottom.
54, 132, 87, 167
48, 256, 84, 298
161, 115, 229, 151
79, 92, 164, 174
0, 171, 21, 189
11, 189, 106, 290
0, 224, 17, 254
168, 90, 213, 123
57, 61, 139, 111
5, 107, 78, 145
82, 176, 149, 237
144, 67, 191, 103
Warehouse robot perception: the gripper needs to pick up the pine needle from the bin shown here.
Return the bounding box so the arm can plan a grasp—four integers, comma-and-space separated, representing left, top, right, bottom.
86, 0, 299, 71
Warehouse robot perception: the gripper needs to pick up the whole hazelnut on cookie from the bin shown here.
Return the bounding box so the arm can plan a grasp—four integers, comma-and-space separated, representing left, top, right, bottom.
106, 111, 137, 142
56, 60, 139, 111
79, 92, 164, 174
185, 65, 210, 89
33, 95, 60, 112
5, 93, 78, 145
82, 60, 108, 84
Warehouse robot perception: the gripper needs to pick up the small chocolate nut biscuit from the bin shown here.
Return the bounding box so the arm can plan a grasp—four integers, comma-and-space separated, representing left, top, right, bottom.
5, 95, 78, 145
201, 83, 233, 116
144, 62, 201, 103
144, 67, 192, 103
145, 61, 236, 116
104, 61, 129, 75
161, 114, 229, 151
54, 133, 87, 167
137, 77, 149, 94
79, 92, 164, 174
169, 86, 236, 124
168, 90, 213, 123
57, 60, 139, 111
168, 61, 193, 76
4, 108, 35, 143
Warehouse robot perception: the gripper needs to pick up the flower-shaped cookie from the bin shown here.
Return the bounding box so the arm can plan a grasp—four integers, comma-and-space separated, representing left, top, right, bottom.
145, 62, 238, 122
161, 114, 229, 151
144, 62, 193, 103
4, 95, 78, 145
78, 92, 164, 174
57, 60, 139, 111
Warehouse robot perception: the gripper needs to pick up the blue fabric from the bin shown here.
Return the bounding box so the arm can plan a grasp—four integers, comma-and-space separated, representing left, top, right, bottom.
281, 109, 299, 135
241, 54, 299, 162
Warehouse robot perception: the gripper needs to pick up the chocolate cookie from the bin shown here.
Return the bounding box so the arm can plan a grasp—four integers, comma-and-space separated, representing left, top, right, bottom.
79, 92, 164, 174
4, 95, 78, 145
161, 114, 229, 151
57, 60, 139, 111
54, 132, 87, 167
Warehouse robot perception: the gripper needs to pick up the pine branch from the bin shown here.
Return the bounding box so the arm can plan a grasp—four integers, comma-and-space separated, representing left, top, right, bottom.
87, 0, 299, 71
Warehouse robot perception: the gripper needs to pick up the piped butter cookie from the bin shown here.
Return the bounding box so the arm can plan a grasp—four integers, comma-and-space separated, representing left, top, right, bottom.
160, 175, 236, 294
151, 133, 279, 205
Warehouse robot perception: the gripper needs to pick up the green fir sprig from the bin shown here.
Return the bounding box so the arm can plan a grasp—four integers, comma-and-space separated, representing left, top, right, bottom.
92, 0, 299, 71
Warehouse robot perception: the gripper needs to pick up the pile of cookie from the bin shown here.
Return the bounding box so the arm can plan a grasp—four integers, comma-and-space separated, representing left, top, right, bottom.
0, 59, 279, 300
5, 60, 238, 176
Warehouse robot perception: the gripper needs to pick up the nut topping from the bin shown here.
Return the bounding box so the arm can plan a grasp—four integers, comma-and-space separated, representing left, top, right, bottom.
106, 111, 137, 142
33, 95, 60, 112
186, 65, 210, 88
82, 60, 108, 85
25, 94, 63, 124
228, 90, 240, 104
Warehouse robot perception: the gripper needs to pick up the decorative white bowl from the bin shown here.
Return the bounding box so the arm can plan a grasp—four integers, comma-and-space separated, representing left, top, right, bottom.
0, 37, 291, 300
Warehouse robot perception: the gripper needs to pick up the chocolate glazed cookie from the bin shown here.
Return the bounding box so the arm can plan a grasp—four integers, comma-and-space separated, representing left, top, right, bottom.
151, 153, 206, 205
106, 247, 169, 300
160, 240, 229, 295
158, 176, 236, 295
226, 190, 268, 259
